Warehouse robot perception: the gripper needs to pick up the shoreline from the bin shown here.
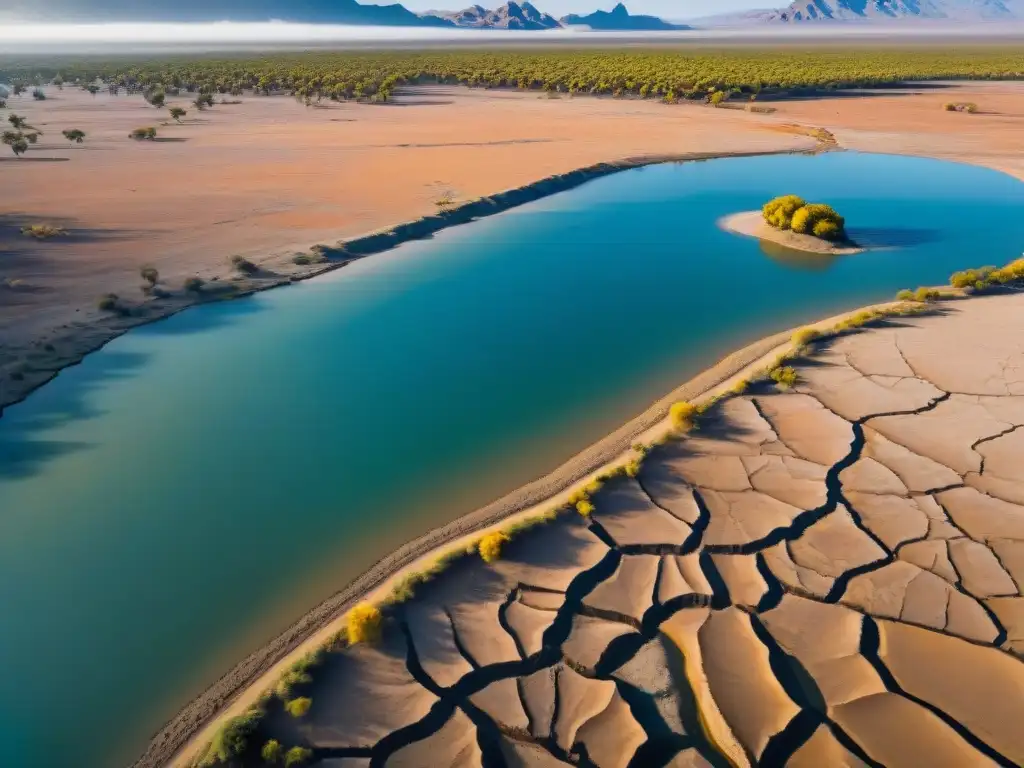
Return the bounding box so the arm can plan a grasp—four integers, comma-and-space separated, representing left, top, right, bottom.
718, 210, 865, 255
0, 146, 814, 421
145, 293, 919, 768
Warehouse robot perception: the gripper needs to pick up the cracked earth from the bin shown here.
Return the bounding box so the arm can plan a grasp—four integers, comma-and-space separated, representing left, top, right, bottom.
260, 293, 1024, 768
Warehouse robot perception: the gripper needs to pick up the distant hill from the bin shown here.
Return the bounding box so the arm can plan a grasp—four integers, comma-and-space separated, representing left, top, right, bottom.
700, 0, 1022, 23
439, 2, 560, 29
561, 2, 689, 29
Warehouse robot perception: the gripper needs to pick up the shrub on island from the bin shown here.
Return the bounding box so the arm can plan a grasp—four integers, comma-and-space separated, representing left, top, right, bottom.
762, 195, 846, 241
761, 195, 806, 230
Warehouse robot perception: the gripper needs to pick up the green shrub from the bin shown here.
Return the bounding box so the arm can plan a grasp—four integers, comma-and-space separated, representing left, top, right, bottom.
261, 740, 283, 764
347, 603, 382, 644
791, 327, 820, 347
478, 531, 509, 563
97, 293, 120, 312
275, 669, 312, 700
791, 203, 845, 240
184, 276, 205, 292
285, 697, 312, 718
770, 366, 798, 389
230, 255, 259, 275
949, 266, 995, 288
709, 90, 726, 106
896, 289, 914, 301
669, 401, 698, 431
762, 195, 806, 231
284, 747, 313, 767
207, 709, 263, 763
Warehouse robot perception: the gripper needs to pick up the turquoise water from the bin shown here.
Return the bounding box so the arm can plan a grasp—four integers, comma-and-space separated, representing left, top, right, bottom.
1, 151, 1022, 767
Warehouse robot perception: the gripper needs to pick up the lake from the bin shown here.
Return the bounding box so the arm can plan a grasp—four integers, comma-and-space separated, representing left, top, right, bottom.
0, 151, 1021, 768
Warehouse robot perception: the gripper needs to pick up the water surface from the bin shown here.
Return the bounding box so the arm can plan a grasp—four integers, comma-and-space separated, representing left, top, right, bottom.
0, 151, 1022, 767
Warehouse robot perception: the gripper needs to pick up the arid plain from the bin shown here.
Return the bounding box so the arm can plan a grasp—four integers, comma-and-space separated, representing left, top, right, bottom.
3, 80, 1023, 413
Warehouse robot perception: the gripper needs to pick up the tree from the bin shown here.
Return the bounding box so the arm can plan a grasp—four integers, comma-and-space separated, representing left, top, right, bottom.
261, 740, 283, 764
168, 107, 187, 122
62, 129, 86, 145
53, 75, 65, 90
790, 203, 845, 240
8, 114, 27, 130
86, 84, 101, 96
145, 88, 166, 108
24, 132, 38, 144
32, 88, 46, 101
10, 138, 28, 157
12, 84, 25, 96
194, 93, 214, 110
0, 99, 5, 109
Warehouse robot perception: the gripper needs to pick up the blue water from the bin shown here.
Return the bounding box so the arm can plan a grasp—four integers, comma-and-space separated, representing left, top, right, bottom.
0, 152, 1021, 768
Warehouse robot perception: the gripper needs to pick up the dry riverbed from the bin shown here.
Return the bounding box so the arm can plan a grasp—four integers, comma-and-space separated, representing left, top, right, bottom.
180, 291, 1024, 768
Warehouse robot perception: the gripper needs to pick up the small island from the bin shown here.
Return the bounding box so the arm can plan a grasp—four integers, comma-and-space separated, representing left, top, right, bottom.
719, 194, 864, 255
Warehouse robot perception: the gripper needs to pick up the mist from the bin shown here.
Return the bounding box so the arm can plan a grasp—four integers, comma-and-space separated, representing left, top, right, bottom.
1, 19, 1022, 55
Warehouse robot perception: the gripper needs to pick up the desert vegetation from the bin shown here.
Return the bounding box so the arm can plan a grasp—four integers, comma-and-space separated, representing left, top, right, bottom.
346, 603, 383, 644
0, 48, 1020, 110
944, 101, 979, 113
129, 126, 157, 141
20, 224, 67, 239
61, 128, 86, 145
762, 195, 846, 241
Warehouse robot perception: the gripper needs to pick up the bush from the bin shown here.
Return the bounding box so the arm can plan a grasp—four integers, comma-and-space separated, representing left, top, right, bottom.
130, 126, 157, 140
989, 258, 1024, 284
207, 709, 263, 763
275, 669, 312, 700
21, 224, 67, 239
284, 747, 313, 767
32, 88, 46, 100
575, 499, 595, 516
913, 286, 941, 302
791, 203, 845, 240
624, 459, 641, 478
285, 697, 312, 718
347, 603, 382, 644
791, 327, 820, 347
770, 366, 798, 389
478, 531, 509, 563
896, 289, 915, 301
184, 276, 205, 292
949, 266, 995, 289
230, 255, 259, 275
669, 401, 698, 430
261, 740, 283, 764
140, 266, 159, 285
97, 293, 120, 312
709, 90, 726, 106
762, 195, 806, 230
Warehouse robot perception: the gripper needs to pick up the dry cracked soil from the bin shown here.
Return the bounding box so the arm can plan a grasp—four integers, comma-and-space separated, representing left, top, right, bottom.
248, 292, 1024, 768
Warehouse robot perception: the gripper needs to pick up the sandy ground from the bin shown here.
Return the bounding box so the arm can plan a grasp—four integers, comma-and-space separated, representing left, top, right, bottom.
718, 210, 865, 255
186, 290, 1024, 768
4, 80, 1024, 413
174, 290, 1024, 768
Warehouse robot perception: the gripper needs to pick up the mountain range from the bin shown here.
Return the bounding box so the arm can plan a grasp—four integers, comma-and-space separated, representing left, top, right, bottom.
707, 0, 1023, 23
562, 2, 688, 29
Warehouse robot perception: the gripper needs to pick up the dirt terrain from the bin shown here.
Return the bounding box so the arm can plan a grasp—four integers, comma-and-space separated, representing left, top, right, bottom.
3, 80, 1023, 414
183, 291, 1024, 767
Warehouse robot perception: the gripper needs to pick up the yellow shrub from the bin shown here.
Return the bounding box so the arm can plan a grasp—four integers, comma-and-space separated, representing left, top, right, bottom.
913, 287, 940, 302
567, 488, 589, 505
346, 603, 383, 645
584, 479, 604, 495
791, 327, 820, 347
576, 499, 595, 516
669, 401, 698, 430
770, 366, 798, 389
762, 195, 806, 230
625, 459, 641, 478
285, 697, 312, 718
478, 531, 510, 563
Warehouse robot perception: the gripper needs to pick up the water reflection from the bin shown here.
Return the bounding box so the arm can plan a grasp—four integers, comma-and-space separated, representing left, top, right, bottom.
758, 239, 842, 272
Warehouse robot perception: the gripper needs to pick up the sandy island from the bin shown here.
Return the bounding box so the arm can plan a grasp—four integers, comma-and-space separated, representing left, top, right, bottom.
719, 210, 866, 255
159, 287, 1024, 768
